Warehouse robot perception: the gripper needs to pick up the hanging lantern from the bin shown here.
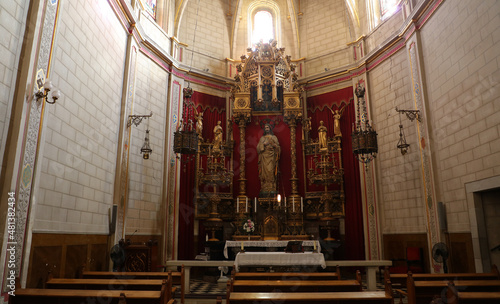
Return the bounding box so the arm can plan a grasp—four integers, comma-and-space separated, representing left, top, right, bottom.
352, 83, 378, 167
141, 129, 152, 159
173, 86, 198, 154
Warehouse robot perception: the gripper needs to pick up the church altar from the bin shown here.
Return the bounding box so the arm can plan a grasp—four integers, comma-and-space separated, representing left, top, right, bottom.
224, 240, 321, 259
234, 252, 326, 272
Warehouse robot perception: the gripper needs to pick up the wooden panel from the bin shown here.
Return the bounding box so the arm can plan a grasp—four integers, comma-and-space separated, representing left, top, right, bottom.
89, 243, 108, 271
448, 232, 475, 273
27, 234, 109, 288
28, 246, 62, 288
382, 234, 429, 272
64, 245, 87, 278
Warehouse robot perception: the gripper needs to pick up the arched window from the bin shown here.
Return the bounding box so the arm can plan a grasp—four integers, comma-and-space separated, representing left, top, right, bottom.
252, 10, 274, 45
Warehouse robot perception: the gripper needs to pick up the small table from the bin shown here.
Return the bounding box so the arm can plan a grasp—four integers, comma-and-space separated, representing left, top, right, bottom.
234, 252, 326, 271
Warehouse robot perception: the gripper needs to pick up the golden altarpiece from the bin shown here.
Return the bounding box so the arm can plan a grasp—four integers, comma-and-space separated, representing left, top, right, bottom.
188, 41, 345, 243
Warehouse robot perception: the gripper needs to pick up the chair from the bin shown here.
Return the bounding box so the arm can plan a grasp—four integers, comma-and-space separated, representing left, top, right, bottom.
406, 247, 424, 273
389, 247, 424, 274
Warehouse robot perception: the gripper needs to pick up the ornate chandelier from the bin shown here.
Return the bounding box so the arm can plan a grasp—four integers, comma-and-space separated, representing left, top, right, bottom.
351, 83, 378, 168
173, 87, 198, 154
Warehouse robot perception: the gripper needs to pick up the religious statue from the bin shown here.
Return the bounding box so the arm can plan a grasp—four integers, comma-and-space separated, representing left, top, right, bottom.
330, 105, 345, 138
303, 117, 312, 139
318, 120, 328, 151
213, 121, 223, 152
257, 124, 280, 194
196, 112, 203, 139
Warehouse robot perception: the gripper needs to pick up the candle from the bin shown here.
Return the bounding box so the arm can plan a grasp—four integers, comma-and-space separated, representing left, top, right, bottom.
293, 197, 295, 212
254, 198, 257, 212
237, 197, 239, 213
285, 197, 287, 207
206, 234, 208, 242
241, 242, 244, 250
245, 197, 248, 213
301, 197, 303, 212
313, 241, 316, 250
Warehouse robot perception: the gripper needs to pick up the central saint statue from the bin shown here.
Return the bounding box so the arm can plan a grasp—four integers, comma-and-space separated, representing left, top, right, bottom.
257, 124, 281, 195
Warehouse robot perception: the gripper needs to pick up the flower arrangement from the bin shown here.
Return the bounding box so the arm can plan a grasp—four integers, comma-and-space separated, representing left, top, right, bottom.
243, 219, 255, 233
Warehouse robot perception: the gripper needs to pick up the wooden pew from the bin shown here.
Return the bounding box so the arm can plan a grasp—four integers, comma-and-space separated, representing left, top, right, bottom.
82, 267, 185, 303
231, 279, 361, 292
445, 281, 500, 304
232, 266, 341, 281
46, 278, 171, 291
401, 273, 500, 304
230, 269, 360, 292
385, 264, 500, 287
224, 279, 394, 304
9, 285, 176, 304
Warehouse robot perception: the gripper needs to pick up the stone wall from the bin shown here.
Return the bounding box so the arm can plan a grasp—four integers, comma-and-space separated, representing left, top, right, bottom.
419, 0, 500, 233
34, 0, 127, 233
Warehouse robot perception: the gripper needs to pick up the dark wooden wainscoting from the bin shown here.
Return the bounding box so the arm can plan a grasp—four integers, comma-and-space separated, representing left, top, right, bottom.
27, 233, 109, 288
383, 233, 476, 273
383, 233, 429, 273
446, 232, 475, 273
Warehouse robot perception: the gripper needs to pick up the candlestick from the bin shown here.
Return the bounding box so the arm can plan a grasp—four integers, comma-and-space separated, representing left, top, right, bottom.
293, 197, 295, 212
301, 197, 303, 213
237, 197, 239, 213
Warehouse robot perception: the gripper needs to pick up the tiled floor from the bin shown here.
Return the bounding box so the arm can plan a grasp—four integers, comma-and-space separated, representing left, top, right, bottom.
189, 279, 226, 295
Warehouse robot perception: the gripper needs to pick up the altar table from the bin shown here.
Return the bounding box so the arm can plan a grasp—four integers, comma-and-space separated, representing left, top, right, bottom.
224, 240, 321, 259
234, 252, 326, 271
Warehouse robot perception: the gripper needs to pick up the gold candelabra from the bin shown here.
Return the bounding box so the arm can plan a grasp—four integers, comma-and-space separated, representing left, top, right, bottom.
199, 147, 233, 240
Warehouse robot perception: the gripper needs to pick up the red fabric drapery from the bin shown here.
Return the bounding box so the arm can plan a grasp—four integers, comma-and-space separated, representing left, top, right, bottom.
178, 91, 226, 260
307, 86, 365, 260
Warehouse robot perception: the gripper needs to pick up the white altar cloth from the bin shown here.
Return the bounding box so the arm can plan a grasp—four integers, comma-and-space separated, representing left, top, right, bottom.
224, 240, 321, 259
234, 252, 326, 271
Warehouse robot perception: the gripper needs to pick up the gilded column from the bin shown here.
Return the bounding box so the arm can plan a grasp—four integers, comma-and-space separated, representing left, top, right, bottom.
234, 114, 250, 196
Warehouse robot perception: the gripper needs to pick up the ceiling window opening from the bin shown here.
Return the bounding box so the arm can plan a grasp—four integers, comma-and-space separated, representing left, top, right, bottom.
252, 10, 274, 45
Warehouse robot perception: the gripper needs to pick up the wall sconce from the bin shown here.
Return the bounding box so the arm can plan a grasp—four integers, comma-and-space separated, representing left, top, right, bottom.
395, 107, 421, 122
128, 111, 153, 127
127, 112, 153, 159
395, 107, 421, 155
141, 129, 152, 159
36, 79, 61, 104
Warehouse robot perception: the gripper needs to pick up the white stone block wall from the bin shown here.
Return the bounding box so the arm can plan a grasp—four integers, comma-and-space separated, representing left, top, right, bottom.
419, 0, 500, 233
364, 9, 403, 55
126, 53, 168, 236
0, 0, 28, 181
369, 49, 425, 234
299, 0, 350, 62
140, 11, 172, 55
177, 0, 230, 75
34, 0, 127, 233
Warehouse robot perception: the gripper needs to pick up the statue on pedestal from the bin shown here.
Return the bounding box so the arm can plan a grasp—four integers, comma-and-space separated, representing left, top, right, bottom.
318, 121, 328, 151
213, 121, 223, 152
257, 124, 280, 195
